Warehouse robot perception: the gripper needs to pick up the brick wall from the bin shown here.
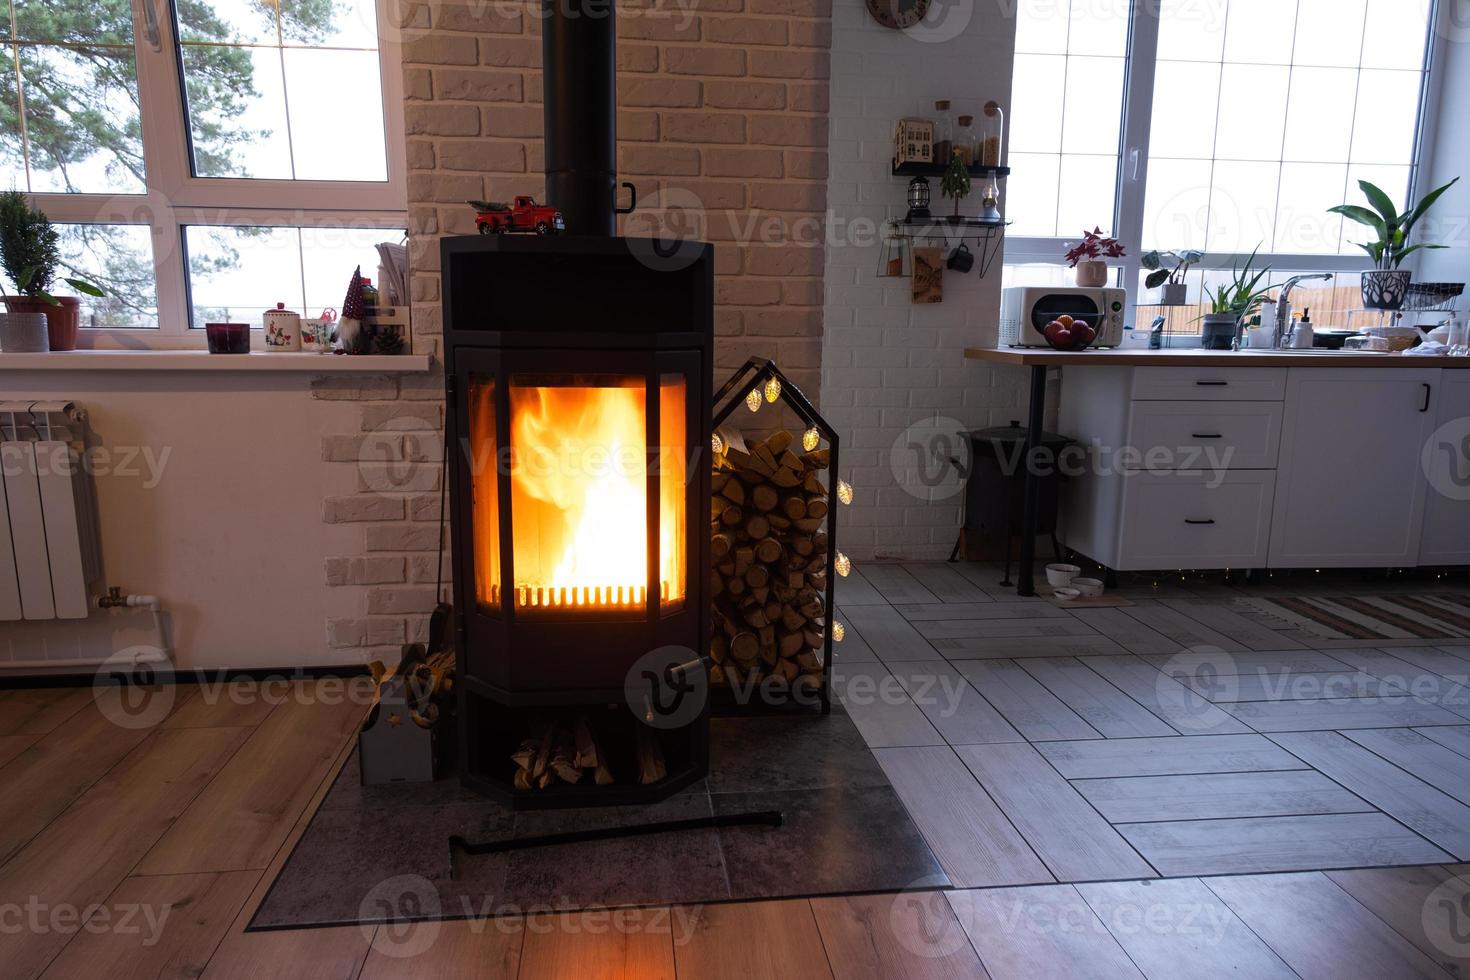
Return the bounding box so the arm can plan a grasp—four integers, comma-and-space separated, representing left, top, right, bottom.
821, 4, 1033, 561
314, 0, 834, 662
399, 0, 834, 395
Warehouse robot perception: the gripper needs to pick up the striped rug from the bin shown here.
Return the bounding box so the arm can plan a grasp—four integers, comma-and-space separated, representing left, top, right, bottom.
1236, 593, 1470, 641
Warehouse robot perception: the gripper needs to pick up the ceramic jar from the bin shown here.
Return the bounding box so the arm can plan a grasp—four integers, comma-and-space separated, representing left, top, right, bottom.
263, 302, 302, 352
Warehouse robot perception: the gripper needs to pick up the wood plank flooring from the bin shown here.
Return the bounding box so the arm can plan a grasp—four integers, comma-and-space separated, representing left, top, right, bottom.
7, 566, 1470, 976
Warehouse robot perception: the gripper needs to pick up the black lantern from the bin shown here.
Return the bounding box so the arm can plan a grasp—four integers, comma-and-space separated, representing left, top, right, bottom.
906, 176, 932, 221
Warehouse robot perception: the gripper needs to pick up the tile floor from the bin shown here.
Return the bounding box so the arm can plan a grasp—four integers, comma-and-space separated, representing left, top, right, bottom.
836, 562, 1470, 888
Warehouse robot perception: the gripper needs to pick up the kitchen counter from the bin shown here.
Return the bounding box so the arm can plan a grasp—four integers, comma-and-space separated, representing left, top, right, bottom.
964, 347, 1470, 368
967, 344, 1470, 597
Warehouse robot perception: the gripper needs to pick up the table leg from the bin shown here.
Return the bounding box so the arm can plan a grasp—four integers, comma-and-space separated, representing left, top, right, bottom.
1017, 365, 1047, 597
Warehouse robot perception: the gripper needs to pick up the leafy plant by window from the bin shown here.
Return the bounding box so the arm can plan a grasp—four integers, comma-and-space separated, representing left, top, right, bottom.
1064, 228, 1126, 267
1328, 177, 1460, 270
1141, 248, 1204, 289
1203, 246, 1274, 319
0, 190, 102, 301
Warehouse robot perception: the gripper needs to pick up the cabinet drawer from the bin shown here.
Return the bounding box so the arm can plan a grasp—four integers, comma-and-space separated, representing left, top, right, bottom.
1131, 366, 1287, 401
1117, 471, 1275, 569
1125, 401, 1283, 471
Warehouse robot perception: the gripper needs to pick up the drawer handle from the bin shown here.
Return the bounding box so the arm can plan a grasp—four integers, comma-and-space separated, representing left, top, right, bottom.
1184, 518, 1216, 525
1195, 380, 1228, 387
1191, 433, 1224, 439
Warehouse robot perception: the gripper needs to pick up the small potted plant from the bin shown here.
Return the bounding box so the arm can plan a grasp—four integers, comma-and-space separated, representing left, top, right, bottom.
1140, 248, 1203, 305
1328, 176, 1459, 311
939, 152, 971, 222
1065, 228, 1125, 287
0, 190, 104, 351
1200, 246, 1275, 350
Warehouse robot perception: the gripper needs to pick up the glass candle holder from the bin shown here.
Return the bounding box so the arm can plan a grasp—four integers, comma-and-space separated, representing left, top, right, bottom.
205, 322, 251, 354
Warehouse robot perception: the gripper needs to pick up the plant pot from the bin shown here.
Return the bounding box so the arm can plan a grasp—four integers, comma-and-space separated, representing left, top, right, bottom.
1159, 282, 1187, 306
3, 295, 80, 350
1201, 313, 1239, 350
1360, 269, 1411, 311
1075, 260, 1108, 287
0, 311, 49, 352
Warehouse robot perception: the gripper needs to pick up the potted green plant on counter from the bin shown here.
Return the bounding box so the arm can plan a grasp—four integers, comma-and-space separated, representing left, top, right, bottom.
0, 190, 105, 351
1141, 248, 1203, 305
1328, 176, 1459, 311
1200, 246, 1275, 350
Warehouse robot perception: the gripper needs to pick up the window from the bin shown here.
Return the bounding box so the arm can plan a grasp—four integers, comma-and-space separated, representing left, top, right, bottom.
1004, 0, 1440, 323
1, 1, 405, 343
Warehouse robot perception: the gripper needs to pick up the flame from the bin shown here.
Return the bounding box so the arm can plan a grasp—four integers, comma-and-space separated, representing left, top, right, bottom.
506, 381, 684, 610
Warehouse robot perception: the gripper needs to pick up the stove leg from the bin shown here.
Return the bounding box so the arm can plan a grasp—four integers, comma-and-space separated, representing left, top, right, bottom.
1017, 365, 1047, 597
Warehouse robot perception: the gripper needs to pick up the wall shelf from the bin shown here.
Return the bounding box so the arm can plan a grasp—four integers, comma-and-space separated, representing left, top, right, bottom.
892, 161, 1010, 179
883, 218, 1009, 279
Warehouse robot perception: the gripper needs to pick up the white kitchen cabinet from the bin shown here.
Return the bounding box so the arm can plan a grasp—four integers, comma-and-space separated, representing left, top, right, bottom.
1268, 368, 1441, 568
1420, 372, 1470, 565
1118, 471, 1276, 569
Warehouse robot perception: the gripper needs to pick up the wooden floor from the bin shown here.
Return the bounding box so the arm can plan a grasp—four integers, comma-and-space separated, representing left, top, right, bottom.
5, 565, 1470, 977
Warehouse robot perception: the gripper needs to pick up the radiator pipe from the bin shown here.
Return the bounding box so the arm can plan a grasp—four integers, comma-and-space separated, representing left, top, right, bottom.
98, 587, 173, 657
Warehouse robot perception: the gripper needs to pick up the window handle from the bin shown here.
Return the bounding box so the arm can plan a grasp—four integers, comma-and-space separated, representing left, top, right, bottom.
141, 0, 162, 52
1129, 148, 1140, 181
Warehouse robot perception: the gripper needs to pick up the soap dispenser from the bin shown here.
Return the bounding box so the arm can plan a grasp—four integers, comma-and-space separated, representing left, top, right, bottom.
1291, 308, 1315, 349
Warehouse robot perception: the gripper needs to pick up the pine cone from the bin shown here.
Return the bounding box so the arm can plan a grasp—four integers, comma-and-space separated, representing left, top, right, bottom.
375, 325, 405, 355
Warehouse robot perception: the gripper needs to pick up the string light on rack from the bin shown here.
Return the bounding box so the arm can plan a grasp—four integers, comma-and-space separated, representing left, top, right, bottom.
832, 621, 846, 642
764, 376, 781, 403
835, 552, 851, 577
745, 388, 762, 412
837, 480, 853, 505
712, 432, 723, 455
802, 427, 820, 451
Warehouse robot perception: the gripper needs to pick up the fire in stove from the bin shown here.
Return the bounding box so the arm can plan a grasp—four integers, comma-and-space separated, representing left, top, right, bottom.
472, 378, 687, 612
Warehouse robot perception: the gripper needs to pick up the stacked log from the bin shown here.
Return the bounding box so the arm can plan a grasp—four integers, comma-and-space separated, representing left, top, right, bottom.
710, 428, 830, 693
509, 715, 667, 790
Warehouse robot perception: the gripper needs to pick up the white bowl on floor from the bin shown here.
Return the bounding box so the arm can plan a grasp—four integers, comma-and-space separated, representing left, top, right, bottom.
1045, 563, 1081, 587
1052, 587, 1081, 602
1071, 577, 1104, 597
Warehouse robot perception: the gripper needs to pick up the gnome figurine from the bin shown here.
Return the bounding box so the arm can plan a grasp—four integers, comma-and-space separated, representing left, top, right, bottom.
337, 266, 372, 354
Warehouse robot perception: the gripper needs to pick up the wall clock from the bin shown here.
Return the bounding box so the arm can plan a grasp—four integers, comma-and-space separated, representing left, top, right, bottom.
865, 0, 931, 30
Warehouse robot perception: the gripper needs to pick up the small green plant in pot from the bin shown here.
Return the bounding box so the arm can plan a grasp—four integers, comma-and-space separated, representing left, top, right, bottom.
1141, 248, 1203, 305
1199, 246, 1275, 350
0, 190, 105, 350
1328, 176, 1459, 311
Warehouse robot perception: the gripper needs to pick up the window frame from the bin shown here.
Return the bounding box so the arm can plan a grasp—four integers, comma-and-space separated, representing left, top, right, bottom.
1003, 0, 1447, 323
12, 0, 408, 347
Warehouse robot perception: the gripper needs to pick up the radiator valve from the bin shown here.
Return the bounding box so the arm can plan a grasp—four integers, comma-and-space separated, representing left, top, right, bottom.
98, 587, 127, 609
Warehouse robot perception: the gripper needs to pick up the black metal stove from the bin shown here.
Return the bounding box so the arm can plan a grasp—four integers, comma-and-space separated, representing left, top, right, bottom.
441, 0, 714, 809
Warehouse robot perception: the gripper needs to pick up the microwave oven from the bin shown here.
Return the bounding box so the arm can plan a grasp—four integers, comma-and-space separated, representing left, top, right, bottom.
1000, 286, 1126, 348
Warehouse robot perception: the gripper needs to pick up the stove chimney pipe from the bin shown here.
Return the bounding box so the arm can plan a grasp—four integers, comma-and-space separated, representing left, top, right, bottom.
541, 0, 618, 236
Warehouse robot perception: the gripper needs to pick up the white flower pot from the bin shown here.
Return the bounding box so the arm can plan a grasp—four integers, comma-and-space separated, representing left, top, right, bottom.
1075, 260, 1108, 287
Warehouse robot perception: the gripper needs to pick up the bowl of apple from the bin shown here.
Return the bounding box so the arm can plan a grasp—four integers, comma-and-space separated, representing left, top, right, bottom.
1038, 314, 1097, 352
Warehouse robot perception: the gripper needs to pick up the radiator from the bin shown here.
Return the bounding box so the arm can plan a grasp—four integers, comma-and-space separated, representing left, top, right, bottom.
0, 402, 101, 621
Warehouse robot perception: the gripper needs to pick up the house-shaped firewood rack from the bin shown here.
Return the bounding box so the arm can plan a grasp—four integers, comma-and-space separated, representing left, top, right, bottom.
711, 358, 841, 715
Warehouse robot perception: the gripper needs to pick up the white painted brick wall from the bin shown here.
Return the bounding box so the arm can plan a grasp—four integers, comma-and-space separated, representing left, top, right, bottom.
821, 2, 1044, 561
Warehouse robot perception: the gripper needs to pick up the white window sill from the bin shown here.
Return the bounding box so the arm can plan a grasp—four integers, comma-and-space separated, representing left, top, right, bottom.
0, 351, 434, 373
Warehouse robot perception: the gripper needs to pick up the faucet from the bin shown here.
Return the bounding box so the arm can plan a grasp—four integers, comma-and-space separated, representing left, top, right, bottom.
1272, 274, 1334, 348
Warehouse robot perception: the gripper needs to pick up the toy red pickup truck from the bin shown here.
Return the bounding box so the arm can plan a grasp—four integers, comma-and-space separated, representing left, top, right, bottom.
469, 196, 565, 235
